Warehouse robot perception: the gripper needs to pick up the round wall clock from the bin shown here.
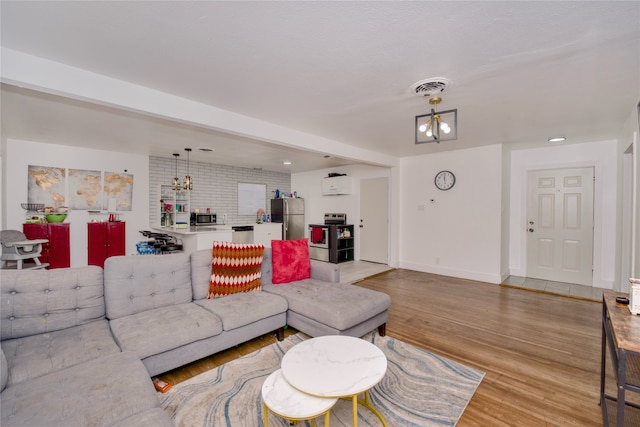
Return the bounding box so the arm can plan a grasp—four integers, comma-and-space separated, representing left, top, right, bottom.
434, 170, 456, 191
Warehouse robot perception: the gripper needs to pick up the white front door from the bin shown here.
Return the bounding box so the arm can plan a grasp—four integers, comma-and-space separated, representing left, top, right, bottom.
526, 167, 594, 285
359, 177, 388, 264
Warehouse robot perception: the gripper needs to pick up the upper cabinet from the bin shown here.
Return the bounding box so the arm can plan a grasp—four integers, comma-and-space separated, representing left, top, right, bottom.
322, 176, 352, 195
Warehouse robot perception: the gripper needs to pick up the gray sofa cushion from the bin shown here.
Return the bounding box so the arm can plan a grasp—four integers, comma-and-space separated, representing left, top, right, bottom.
191, 248, 340, 299
0, 351, 162, 427
104, 252, 193, 319
195, 291, 288, 331
191, 248, 213, 300
0, 266, 105, 340
1, 346, 7, 392
263, 280, 390, 331
1, 319, 120, 386
260, 247, 340, 285
109, 302, 223, 359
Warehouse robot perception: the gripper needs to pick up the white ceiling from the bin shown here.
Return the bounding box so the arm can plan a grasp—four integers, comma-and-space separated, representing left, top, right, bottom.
1, 1, 639, 173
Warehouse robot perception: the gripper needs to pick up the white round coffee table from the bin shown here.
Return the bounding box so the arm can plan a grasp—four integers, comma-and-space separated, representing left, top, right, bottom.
262, 369, 337, 427
281, 335, 387, 426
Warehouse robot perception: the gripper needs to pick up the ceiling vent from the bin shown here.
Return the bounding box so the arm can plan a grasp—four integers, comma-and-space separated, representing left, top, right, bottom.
410, 78, 452, 97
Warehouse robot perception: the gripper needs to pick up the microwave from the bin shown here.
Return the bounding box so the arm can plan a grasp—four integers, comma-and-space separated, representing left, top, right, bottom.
190, 213, 217, 226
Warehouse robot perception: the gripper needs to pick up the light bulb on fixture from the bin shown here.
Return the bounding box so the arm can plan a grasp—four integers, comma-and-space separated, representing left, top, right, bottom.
183, 148, 193, 190
172, 153, 180, 190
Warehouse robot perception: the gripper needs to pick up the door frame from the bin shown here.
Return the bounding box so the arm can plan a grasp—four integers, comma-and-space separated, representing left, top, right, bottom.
525, 167, 595, 285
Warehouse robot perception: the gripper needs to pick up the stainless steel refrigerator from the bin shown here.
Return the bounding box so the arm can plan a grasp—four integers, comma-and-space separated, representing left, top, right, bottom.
271, 198, 305, 240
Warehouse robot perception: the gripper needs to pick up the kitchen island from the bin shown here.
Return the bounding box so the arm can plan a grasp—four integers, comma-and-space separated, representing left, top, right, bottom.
152, 222, 282, 254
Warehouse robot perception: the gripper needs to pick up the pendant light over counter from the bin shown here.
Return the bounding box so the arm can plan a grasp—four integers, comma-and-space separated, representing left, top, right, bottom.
171, 153, 181, 191
183, 148, 193, 190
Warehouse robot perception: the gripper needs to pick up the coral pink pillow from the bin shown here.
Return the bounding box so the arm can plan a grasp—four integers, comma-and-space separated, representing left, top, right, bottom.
271, 238, 311, 284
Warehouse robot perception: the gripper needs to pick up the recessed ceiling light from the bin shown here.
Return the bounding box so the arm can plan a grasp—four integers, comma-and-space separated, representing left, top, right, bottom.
548, 136, 566, 142
283, 161, 292, 165
198, 147, 214, 152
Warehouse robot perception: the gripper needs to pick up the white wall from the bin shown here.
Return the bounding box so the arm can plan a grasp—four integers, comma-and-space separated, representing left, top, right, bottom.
508, 140, 618, 288
4, 139, 150, 267
399, 144, 504, 283
617, 100, 640, 290
292, 164, 393, 262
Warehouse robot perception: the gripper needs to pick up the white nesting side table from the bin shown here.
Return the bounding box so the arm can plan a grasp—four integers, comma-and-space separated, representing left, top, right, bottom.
262, 369, 337, 427
281, 335, 388, 426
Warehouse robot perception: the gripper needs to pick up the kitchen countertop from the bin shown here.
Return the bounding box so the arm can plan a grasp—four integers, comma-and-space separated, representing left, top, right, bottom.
151, 226, 232, 235
152, 223, 280, 235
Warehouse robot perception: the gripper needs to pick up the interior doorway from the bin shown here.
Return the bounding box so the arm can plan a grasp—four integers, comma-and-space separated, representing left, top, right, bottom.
526, 167, 594, 286
359, 177, 388, 264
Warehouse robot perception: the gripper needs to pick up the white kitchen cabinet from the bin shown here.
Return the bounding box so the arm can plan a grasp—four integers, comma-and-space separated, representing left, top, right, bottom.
322, 176, 352, 195
253, 223, 282, 247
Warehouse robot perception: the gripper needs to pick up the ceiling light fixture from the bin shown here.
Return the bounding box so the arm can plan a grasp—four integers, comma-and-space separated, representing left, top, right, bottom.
283, 161, 292, 165
183, 148, 193, 190
415, 96, 458, 144
171, 153, 181, 191
548, 136, 566, 142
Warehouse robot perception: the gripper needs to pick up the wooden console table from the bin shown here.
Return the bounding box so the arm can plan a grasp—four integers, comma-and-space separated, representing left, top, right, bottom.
601, 291, 640, 426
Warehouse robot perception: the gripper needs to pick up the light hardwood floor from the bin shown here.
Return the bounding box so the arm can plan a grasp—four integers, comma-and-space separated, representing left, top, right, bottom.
159, 268, 610, 427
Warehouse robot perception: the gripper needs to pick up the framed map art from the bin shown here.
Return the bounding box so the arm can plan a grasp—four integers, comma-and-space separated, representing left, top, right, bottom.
27, 165, 134, 211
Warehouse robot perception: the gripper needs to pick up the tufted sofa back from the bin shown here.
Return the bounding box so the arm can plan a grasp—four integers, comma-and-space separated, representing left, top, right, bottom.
190, 249, 213, 300
104, 252, 192, 320
0, 266, 105, 340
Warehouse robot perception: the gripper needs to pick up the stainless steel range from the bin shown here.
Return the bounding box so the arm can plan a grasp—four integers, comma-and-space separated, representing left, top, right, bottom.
309, 213, 352, 263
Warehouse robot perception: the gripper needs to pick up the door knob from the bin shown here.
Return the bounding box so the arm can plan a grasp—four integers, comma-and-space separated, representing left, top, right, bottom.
528, 228, 534, 232
359, 225, 363, 228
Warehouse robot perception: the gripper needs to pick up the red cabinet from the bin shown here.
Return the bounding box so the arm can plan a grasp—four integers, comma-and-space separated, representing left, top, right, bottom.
88, 222, 126, 268
23, 223, 71, 269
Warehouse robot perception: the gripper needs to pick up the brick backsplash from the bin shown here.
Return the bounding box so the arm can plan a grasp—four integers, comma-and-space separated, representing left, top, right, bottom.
149, 156, 290, 226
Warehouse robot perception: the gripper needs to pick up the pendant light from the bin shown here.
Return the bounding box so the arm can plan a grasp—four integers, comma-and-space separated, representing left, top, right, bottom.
415, 96, 458, 144
411, 77, 457, 144
171, 153, 180, 191
183, 148, 193, 190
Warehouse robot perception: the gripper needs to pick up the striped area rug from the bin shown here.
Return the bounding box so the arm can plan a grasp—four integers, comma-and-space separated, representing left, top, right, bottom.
159, 332, 484, 426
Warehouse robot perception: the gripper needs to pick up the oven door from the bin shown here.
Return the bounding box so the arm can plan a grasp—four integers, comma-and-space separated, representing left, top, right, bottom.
308, 225, 329, 261
308, 225, 329, 248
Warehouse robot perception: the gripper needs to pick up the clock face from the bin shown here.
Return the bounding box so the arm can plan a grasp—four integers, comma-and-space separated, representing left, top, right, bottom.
434, 170, 456, 190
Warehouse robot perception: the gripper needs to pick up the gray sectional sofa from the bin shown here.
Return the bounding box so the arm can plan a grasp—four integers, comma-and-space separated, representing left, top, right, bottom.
0, 247, 390, 426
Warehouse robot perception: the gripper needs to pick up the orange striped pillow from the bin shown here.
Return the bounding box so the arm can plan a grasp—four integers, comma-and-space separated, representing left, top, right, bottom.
208, 242, 265, 299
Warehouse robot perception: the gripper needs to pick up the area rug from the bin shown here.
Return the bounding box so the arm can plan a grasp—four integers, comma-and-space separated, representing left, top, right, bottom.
159, 332, 484, 426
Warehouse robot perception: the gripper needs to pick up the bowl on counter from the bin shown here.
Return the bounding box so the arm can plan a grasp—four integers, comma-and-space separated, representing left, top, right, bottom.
45, 214, 67, 223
